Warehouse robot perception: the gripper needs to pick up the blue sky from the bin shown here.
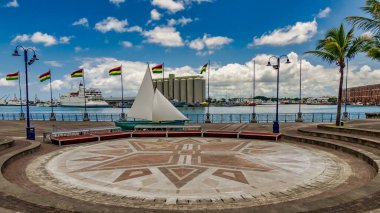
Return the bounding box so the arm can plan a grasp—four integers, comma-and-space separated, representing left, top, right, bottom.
0, 0, 377, 99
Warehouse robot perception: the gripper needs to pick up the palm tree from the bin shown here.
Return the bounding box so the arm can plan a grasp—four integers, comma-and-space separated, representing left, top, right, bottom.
346, 0, 380, 61
346, 0, 380, 35
305, 24, 369, 126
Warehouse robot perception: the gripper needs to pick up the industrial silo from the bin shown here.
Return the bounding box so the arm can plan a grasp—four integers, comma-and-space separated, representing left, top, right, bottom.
169, 74, 174, 99
180, 79, 187, 102
194, 78, 203, 103
187, 78, 194, 104
202, 79, 206, 101
174, 79, 180, 101
157, 80, 163, 94
164, 80, 169, 98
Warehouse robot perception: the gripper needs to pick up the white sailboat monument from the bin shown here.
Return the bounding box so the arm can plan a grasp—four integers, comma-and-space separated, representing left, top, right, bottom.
115, 65, 188, 130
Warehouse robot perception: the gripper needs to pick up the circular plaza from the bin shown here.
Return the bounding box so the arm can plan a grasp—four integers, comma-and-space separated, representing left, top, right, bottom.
27, 137, 354, 210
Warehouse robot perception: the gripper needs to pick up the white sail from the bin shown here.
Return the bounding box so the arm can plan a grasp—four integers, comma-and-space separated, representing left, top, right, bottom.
127, 66, 155, 120
128, 65, 188, 122
152, 89, 188, 122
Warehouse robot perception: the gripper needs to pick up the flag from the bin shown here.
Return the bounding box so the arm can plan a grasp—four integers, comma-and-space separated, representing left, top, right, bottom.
39, 70, 51, 82
200, 63, 208, 74
109, 65, 122, 76
152, 64, 163, 74
71, 68, 84, 78
6, 71, 19, 80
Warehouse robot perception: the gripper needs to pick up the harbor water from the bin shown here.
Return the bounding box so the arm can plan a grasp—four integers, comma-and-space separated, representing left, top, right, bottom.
0, 104, 379, 123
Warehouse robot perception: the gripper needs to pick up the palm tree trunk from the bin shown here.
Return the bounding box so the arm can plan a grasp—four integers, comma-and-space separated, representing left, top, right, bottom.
336, 66, 344, 126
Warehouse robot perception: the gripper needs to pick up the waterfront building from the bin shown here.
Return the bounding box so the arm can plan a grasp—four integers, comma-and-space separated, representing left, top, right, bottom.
153, 74, 206, 104
343, 84, 380, 105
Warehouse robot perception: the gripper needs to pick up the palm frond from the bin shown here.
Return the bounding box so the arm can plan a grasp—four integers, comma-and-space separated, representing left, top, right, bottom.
304, 50, 337, 64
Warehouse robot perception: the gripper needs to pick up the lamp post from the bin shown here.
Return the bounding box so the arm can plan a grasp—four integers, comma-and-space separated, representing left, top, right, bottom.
296, 58, 304, 122
266, 55, 291, 133
250, 60, 257, 123
12, 46, 39, 140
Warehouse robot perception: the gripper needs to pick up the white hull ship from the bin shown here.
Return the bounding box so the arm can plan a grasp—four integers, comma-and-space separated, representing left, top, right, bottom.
60, 83, 109, 108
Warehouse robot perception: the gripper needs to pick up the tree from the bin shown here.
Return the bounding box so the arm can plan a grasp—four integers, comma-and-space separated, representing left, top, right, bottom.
305, 24, 369, 126
346, 0, 380, 61
346, 0, 380, 34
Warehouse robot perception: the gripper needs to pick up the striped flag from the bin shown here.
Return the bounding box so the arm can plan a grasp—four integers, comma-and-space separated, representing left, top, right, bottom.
152, 64, 163, 74
109, 65, 122, 76
71, 68, 84, 78
6, 71, 19, 80
39, 70, 51, 82
200, 63, 207, 74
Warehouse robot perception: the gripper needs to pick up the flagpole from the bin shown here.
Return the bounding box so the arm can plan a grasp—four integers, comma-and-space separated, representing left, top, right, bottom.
162, 62, 165, 97
82, 69, 89, 121
120, 65, 126, 121
49, 69, 56, 121
18, 71, 25, 120
251, 60, 257, 123
205, 60, 211, 123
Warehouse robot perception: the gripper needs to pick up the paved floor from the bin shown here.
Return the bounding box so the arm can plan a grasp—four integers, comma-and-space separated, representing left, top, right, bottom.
27, 137, 352, 209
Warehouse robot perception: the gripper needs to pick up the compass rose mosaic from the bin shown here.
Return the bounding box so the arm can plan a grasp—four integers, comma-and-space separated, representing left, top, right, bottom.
27, 137, 351, 208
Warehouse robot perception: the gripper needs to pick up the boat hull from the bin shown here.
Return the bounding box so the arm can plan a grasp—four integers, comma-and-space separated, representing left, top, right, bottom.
115, 120, 185, 131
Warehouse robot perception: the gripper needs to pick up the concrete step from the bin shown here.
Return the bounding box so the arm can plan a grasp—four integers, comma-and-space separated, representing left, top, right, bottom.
0, 139, 14, 152
282, 131, 380, 169
297, 126, 380, 150
318, 124, 380, 138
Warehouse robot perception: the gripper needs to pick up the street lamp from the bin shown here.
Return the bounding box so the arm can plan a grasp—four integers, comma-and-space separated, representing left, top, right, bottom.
267, 55, 291, 133
296, 58, 304, 122
12, 46, 39, 140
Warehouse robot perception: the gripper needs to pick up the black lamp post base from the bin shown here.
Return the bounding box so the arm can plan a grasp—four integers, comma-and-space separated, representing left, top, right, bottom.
295, 112, 304, 122
83, 113, 90, 122
250, 113, 257, 123
26, 127, 35, 140
119, 113, 126, 121
205, 113, 211, 123
273, 122, 280, 133
49, 113, 56, 121
20, 112, 25, 121
343, 112, 349, 121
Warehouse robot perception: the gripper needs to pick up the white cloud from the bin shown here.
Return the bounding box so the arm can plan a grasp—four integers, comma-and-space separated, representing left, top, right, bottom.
317, 7, 331, 18
42, 80, 68, 92
59, 36, 74, 44
126, 26, 143, 33
44, 61, 63, 67
72, 18, 89, 27
250, 20, 317, 47
11, 32, 72, 46
5, 0, 18, 7
74, 46, 90, 52
0, 78, 16, 87
152, 0, 184, 13
143, 26, 184, 47
167, 17, 193, 27
150, 9, 161, 21
121, 41, 133, 47
109, 0, 125, 6
95, 17, 129, 33
189, 34, 233, 55
40, 54, 380, 100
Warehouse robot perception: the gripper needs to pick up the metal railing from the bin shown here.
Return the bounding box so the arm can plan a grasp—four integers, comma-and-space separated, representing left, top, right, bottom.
0, 112, 366, 123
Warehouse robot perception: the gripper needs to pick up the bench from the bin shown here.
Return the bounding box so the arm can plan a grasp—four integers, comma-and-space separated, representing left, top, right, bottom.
203, 130, 239, 138
238, 131, 281, 142
51, 135, 99, 146
44, 126, 122, 143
